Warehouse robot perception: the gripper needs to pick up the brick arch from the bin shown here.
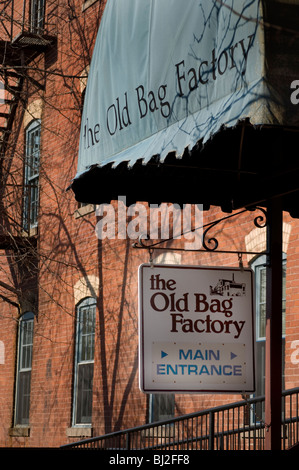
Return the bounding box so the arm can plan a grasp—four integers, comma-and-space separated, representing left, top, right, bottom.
154, 251, 182, 265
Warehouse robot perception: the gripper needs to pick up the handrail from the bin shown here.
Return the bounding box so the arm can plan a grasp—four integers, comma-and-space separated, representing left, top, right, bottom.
61, 387, 299, 451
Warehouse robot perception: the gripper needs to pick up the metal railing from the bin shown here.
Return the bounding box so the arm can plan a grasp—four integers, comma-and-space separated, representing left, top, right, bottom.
62, 387, 299, 451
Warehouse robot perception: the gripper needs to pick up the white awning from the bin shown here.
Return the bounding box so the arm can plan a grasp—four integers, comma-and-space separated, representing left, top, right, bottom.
70, 0, 299, 218
75, 0, 280, 179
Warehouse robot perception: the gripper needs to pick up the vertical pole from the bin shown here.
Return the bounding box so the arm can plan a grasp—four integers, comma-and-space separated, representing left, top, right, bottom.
265, 197, 283, 450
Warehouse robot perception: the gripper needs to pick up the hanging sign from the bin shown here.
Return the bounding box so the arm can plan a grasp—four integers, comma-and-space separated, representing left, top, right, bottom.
138, 264, 255, 393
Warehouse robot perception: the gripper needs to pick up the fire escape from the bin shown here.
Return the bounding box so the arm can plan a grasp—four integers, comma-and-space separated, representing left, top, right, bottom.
0, 0, 56, 308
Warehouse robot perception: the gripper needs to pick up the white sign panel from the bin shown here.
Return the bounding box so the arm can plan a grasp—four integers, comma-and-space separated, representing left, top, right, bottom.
76, 0, 273, 177
138, 264, 255, 393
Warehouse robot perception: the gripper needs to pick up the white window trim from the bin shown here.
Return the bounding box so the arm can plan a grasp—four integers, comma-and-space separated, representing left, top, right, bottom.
72, 297, 96, 427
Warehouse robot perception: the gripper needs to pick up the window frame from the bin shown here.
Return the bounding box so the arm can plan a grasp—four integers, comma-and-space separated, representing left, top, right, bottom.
23, 119, 41, 231
14, 312, 35, 427
72, 297, 96, 427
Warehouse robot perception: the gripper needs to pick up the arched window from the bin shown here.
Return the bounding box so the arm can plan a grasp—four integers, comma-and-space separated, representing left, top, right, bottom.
23, 120, 41, 231
15, 312, 34, 426
72, 297, 96, 426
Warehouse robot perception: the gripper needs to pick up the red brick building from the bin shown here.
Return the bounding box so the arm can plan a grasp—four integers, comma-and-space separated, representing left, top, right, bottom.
0, 0, 298, 449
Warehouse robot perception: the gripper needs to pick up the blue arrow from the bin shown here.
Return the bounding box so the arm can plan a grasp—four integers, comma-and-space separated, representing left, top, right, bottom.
231, 352, 237, 360
161, 351, 168, 358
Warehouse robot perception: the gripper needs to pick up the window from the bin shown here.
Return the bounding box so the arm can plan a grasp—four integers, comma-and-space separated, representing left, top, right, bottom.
73, 297, 96, 425
23, 120, 41, 231
251, 254, 286, 421
30, 0, 45, 34
15, 312, 34, 426
150, 394, 175, 423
